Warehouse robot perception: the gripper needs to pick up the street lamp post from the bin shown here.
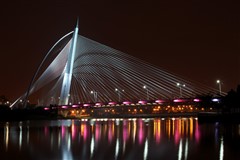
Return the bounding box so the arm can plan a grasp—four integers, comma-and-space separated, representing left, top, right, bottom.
91, 90, 98, 102
177, 83, 185, 98
51, 96, 55, 104
115, 88, 124, 102
216, 80, 222, 95
143, 85, 149, 100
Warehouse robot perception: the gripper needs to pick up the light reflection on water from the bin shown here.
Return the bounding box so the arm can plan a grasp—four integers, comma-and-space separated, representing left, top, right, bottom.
0, 118, 239, 160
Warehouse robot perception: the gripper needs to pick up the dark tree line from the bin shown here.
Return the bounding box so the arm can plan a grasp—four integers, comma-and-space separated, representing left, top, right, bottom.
0, 95, 9, 104
223, 85, 240, 113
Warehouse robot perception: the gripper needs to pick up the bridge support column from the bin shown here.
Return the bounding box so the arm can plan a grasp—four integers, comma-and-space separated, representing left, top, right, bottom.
59, 21, 78, 105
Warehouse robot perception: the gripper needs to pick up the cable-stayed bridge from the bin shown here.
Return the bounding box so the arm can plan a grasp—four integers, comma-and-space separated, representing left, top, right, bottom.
12, 22, 223, 108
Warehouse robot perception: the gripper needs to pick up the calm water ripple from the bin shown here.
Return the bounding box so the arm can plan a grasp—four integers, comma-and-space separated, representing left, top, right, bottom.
0, 117, 240, 160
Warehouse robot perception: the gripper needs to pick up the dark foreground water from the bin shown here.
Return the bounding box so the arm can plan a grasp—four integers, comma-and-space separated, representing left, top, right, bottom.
0, 117, 240, 160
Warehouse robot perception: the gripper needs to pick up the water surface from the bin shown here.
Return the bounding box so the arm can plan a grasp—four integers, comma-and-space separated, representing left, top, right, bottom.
0, 118, 240, 160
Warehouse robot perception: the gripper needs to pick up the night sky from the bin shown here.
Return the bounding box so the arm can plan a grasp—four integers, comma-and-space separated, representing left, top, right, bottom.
0, 0, 239, 101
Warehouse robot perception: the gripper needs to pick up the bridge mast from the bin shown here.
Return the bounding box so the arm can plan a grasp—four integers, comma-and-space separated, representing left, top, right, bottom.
59, 20, 78, 105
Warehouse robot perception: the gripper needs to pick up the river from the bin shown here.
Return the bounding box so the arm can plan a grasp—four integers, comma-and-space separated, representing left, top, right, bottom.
0, 117, 239, 160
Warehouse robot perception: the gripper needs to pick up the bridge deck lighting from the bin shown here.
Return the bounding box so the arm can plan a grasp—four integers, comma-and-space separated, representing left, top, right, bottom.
90, 90, 98, 102
115, 88, 124, 102
176, 83, 185, 98
212, 98, 220, 102
216, 79, 222, 95
143, 85, 150, 100
193, 98, 201, 102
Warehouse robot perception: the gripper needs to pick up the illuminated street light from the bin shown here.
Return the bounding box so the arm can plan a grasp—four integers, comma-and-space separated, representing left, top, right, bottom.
143, 85, 149, 100
177, 83, 185, 98
90, 90, 98, 102
115, 88, 124, 102
51, 96, 56, 104
216, 80, 222, 95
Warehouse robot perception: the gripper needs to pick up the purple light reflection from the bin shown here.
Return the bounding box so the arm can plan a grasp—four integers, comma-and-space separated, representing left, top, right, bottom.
61, 126, 66, 138
195, 120, 200, 143
44, 126, 49, 137
123, 120, 130, 142
95, 123, 101, 143
138, 120, 145, 144
108, 121, 114, 143
174, 119, 181, 144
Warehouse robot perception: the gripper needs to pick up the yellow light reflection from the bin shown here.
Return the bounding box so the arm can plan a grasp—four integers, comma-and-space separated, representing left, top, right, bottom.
166, 119, 171, 139
153, 119, 161, 144
189, 118, 193, 139
172, 118, 175, 137
181, 119, 185, 136
178, 119, 182, 136
186, 119, 189, 135
71, 121, 76, 140
133, 120, 136, 142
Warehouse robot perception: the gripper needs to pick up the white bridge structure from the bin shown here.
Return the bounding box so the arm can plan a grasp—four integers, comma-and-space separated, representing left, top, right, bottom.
12, 21, 223, 107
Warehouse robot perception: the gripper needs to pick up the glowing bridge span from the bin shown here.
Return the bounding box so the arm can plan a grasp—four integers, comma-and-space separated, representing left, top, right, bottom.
12, 22, 222, 108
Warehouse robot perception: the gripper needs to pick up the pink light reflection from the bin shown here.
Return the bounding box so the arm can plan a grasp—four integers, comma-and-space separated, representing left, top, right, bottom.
44, 126, 49, 137
138, 120, 144, 144
174, 119, 181, 144
195, 120, 200, 143
95, 123, 101, 142
83, 124, 88, 141
61, 126, 66, 138
123, 120, 130, 142
108, 122, 114, 143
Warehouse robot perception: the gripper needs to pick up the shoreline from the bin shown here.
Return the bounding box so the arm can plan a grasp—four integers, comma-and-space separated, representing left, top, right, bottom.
0, 108, 240, 123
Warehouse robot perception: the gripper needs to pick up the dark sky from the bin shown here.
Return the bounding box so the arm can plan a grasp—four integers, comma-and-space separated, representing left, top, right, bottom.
0, 0, 239, 101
